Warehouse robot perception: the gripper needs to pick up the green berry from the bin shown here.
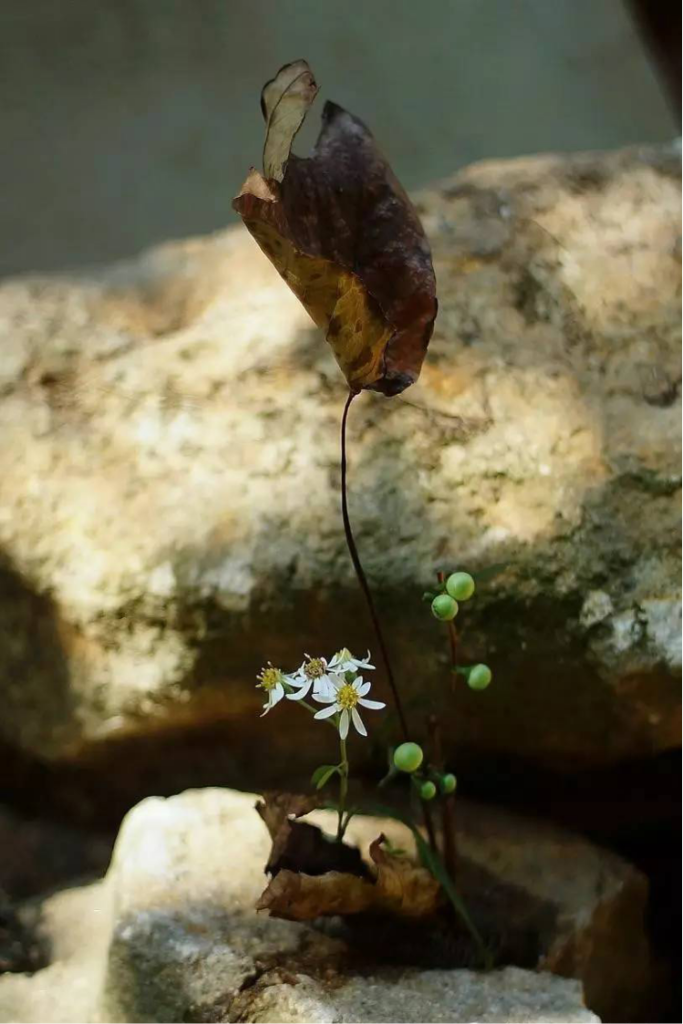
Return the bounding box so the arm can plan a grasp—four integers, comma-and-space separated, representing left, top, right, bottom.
431, 594, 458, 621
446, 572, 475, 601
441, 773, 457, 794
420, 780, 437, 801
468, 663, 492, 690
393, 742, 424, 773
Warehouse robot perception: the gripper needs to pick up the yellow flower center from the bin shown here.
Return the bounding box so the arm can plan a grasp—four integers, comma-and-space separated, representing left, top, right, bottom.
337, 683, 360, 710
258, 666, 283, 691
304, 658, 325, 679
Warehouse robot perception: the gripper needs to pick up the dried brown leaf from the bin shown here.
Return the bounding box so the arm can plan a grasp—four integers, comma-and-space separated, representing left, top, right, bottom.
261, 60, 319, 183
255, 793, 368, 879
233, 60, 437, 397
256, 832, 441, 922
368, 833, 441, 917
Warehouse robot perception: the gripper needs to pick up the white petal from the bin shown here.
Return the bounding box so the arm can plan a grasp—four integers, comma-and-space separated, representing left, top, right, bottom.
314, 704, 338, 720
357, 681, 371, 696
287, 679, 312, 700
351, 707, 367, 736
313, 676, 334, 700
358, 698, 385, 710
352, 677, 364, 693
273, 682, 284, 701
339, 709, 350, 739
312, 689, 336, 704
260, 696, 274, 717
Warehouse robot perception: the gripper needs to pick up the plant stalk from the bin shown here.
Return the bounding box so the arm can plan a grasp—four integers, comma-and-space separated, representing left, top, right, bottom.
340, 390, 409, 739
429, 714, 457, 877
434, 572, 458, 875
337, 733, 349, 840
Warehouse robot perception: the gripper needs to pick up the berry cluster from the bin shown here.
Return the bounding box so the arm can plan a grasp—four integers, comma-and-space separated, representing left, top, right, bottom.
428, 570, 492, 692
392, 741, 456, 801
430, 571, 475, 621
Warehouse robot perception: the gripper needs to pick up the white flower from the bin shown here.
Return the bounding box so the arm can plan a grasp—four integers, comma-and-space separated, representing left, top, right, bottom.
313, 675, 385, 739
256, 664, 288, 716
287, 655, 337, 702
328, 648, 375, 674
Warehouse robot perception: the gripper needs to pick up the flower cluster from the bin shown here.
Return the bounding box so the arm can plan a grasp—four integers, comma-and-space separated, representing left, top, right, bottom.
256, 648, 384, 739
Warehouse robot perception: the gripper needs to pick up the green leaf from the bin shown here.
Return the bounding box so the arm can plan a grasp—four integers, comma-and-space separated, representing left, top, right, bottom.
421, 590, 437, 602
311, 764, 340, 790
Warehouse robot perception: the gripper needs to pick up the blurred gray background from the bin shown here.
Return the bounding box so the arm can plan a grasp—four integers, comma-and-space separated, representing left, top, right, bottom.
0, 0, 676, 278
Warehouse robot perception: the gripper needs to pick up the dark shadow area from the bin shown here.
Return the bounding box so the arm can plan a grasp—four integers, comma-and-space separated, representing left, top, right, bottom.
457, 749, 681, 1022
0, 895, 48, 975
337, 860, 557, 973
627, 0, 682, 115
0, 554, 74, 765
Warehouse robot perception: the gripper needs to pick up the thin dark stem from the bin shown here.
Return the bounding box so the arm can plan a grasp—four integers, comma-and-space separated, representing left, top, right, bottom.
434, 571, 458, 875
421, 799, 439, 855
340, 390, 409, 739
429, 714, 457, 877
436, 570, 459, 686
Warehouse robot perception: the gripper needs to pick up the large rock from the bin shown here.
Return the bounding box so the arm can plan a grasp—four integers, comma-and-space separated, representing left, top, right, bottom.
0, 143, 680, 774
0, 788, 622, 1023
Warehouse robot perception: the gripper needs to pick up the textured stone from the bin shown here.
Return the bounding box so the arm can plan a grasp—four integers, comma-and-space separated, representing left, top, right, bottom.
0, 788, 612, 1023
0, 143, 680, 774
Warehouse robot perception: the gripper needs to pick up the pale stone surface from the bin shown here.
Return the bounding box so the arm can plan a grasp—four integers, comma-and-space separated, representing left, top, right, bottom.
231, 967, 599, 1024
0, 144, 680, 772
0, 788, 609, 1023
0, 881, 112, 1024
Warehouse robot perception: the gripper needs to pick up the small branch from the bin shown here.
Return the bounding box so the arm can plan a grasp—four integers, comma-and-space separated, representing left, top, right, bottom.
340, 390, 409, 739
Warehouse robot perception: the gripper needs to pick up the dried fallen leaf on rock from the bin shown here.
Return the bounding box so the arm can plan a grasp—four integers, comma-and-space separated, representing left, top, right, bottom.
256, 833, 441, 921
256, 792, 368, 878
233, 60, 437, 397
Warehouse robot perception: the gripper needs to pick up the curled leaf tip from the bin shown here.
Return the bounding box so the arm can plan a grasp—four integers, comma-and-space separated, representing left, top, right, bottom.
261, 59, 319, 183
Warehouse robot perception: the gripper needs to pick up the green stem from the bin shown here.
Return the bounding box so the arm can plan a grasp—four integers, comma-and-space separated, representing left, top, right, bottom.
287, 691, 351, 837
337, 734, 349, 840
294, 695, 324, 717
287, 691, 337, 731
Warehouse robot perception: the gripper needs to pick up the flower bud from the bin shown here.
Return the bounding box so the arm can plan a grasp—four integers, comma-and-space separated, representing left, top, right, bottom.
431, 594, 458, 621
468, 664, 492, 690
446, 571, 475, 601
441, 773, 457, 794
393, 742, 424, 773
420, 780, 437, 801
